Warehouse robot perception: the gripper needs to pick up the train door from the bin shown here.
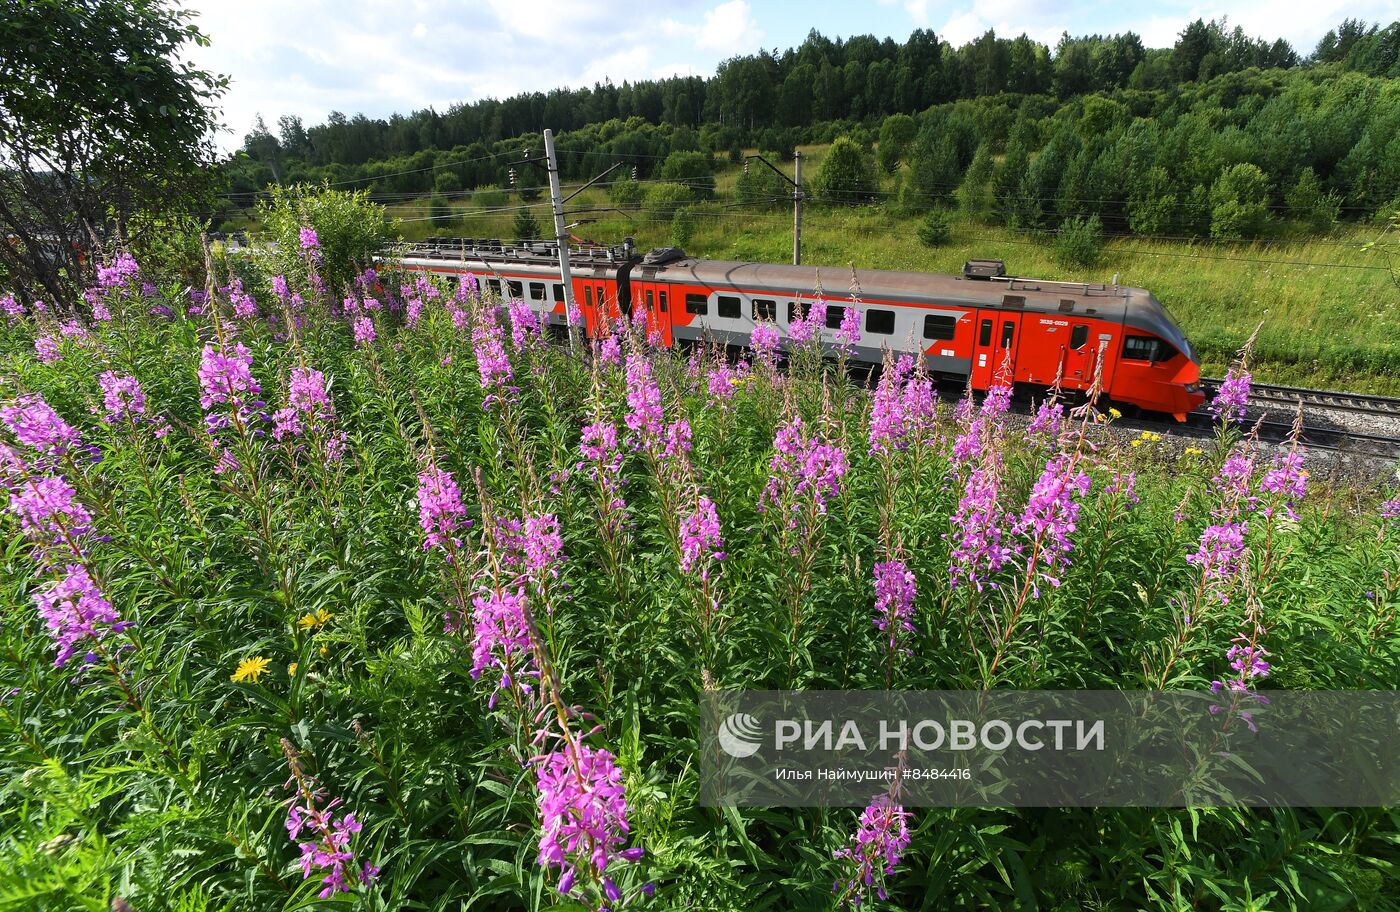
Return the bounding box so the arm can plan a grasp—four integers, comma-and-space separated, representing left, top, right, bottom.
970, 312, 1022, 388
1061, 322, 1093, 389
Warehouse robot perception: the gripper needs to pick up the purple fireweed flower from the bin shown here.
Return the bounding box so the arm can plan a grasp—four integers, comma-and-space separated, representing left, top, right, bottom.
507, 297, 543, 350
522, 513, 564, 585
948, 466, 1014, 591
1210, 640, 1271, 694
271, 275, 291, 301
662, 419, 692, 460
198, 342, 261, 412
7, 474, 92, 546
624, 352, 664, 443
869, 357, 913, 455
1016, 454, 1092, 596
1, 294, 23, 322
416, 464, 467, 552
706, 359, 740, 402
1258, 450, 1307, 520
1382, 495, 1400, 524
596, 333, 622, 367
34, 563, 128, 668
469, 585, 534, 700
679, 495, 725, 577
1027, 398, 1064, 445
58, 320, 89, 340
96, 252, 140, 290
835, 304, 861, 350
299, 227, 320, 251
534, 743, 641, 899
1106, 470, 1139, 504
471, 311, 513, 406
833, 797, 911, 905
352, 315, 376, 347
286, 795, 377, 898
34, 333, 61, 364
1209, 366, 1251, 424
1, 395, 82, 459
760, 416, 848, 524
751, 321, 780, 365
787, 297, 826, 345
228, 278, 258, 320
872, 560, 916, 655
97, 372, 147, 424
1186, 521, 1248, 602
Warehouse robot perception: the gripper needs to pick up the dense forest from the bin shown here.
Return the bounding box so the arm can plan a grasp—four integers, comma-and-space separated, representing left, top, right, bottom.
221, 17, 1400, 239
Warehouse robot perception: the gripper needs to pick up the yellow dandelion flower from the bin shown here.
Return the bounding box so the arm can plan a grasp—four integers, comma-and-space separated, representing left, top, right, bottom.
319, 644, 328, 657
1108, 408, 1123, 419
1130, 439, 1144, 448
288, 662, 298, 677
297, 608, 333, 630
1184, 446, 1204, 456
231, 656, 270, 683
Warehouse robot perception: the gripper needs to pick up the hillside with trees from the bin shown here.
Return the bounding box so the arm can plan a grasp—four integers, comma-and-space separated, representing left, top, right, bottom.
221, 17, 1400, 240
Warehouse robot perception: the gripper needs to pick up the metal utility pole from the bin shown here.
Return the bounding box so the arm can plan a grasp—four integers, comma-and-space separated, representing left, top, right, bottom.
542, 128, 579, 353
745, 152, 803, 265
793, 151, 803, 266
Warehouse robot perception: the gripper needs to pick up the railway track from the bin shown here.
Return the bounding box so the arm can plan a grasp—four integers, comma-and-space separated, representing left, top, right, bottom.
1193, 377, 1400, 459
1199, 378, 1400, 418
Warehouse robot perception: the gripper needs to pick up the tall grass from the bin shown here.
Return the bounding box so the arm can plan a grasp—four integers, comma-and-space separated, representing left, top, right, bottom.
1, 252, 1396, 911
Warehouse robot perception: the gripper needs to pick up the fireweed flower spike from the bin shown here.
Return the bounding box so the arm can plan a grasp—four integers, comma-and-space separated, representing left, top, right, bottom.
534, 742, 646, 905
34, 563, 129, 668
1015, 454, 1092, 597
282, 741, 378, 898
1, 394, 83, 461
416, 463, 468, 553
872, 560, 916, 657
750, 320, 780, 367
679, 494, 725, 578
97, 372, 148, 424
623, 351, 664, 445
833, 796, 911, 906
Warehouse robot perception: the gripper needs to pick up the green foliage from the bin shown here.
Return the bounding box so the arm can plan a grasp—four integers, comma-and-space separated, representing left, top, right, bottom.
1128, 166, 1177, 235
814, 136, 878, 205
915, 210, 953, 247
255, 184, 398, 295
642, 182, 694, 219
659, 151, 716, 199
474, 187, 509, 209
610, 177, 644, 210
0, 249, 1397, 912
1054, 214, 1104, 267
1285, 167, 1342, 232
1210, 163, 1272, 239
433, 171, 462, 193
992, 141, 1031, 226
958, 142, 996, 220
670, 207, 696, 248
734, 157, 790, 208
0, 0, 227, 301
429, 194, 453, 227
901, 133, 962, 211
876, 114, 918, 173
512, 207, 541, 242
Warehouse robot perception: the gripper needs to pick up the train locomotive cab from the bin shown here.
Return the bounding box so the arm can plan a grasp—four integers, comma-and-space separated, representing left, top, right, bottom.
1108, 291, 1205, 421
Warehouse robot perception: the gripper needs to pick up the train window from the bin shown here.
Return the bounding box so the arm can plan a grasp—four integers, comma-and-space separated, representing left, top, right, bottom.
978, 319, 993, 346
487, 279, 502, 298
584, 286, 594, 308
825, 306, 845, 329
923, 315, 957, 341
658, 291, 668, 313
752, 298, 777, 321
646, 290, 654, 309
529, 282, 546, 301
787, 301, 811, 323
507, 280, 523, 299
1001, 321, 1015, 348
686, 294, 708, 315
552, 284, 565, 302
1070, 325, 1089, 350
1122, 335, 1176, 363
865, 309, 895, 335
716, 295, 742, 319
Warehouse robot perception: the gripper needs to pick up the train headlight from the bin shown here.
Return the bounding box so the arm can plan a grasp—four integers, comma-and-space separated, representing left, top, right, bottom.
1184, 382, 1200, 394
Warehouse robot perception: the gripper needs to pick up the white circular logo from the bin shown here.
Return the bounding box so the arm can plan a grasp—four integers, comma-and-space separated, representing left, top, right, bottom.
718, 712, 764, 758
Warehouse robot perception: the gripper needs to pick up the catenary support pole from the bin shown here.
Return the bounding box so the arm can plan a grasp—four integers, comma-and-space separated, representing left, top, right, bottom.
542, 128, 578, 353
793, 150, 803, 266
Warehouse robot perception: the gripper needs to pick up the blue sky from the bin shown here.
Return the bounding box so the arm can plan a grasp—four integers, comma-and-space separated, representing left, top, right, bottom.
185, 0, 1400, 151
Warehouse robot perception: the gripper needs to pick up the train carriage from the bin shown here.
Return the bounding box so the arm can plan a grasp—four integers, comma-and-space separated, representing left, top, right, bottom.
395, 239, 1205, 420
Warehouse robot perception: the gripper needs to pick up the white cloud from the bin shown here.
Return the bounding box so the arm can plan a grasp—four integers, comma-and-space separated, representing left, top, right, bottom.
697, 0, 763, 50
411, 22, 428, 39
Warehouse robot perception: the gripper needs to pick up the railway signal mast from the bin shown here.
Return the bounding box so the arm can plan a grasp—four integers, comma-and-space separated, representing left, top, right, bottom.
539, 130, 578, 352
744, 152, 804, 265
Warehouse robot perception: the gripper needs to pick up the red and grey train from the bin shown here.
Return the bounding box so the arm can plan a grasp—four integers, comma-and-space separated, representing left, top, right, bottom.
395, 239, 1205, 420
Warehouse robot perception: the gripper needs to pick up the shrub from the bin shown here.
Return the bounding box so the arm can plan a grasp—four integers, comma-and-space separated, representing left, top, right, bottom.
1210, 163, 1271, 239
433, 171, 462, 194
670, 207, 696, 248
610, 177, 643, 210
512, 208, 541, 243
642, 182, 693, 219
916, 210, 953, 247
660, 151, 716, 199
256, 182, 397, 295
1054, 214, 1104, 267
735, 156, 789, 207
473, 187, 509, 209
1285, 167, 1341, 232
876, 114, 917, 173
813, 136, 878, 205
